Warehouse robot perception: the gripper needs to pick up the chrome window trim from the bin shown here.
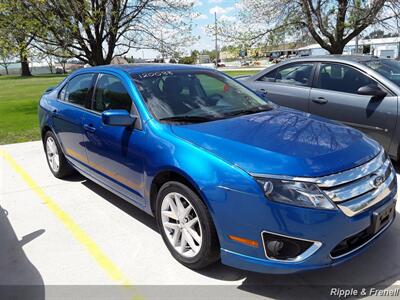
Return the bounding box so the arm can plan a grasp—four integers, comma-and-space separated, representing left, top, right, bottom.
261, 230, 322, 263
251, 149, 385, 188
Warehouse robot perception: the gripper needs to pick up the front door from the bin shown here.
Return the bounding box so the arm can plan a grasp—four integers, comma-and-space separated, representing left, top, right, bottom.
309, 62, 397, 150
82, 73, 145, 205
250, 62, 315, 111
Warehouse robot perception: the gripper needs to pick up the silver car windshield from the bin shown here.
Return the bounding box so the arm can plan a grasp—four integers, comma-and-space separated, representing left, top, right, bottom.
362, 59, 400, 87
131, 70, 271, 123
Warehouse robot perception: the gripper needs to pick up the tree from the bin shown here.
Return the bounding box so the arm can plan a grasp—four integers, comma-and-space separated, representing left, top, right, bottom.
199, 49, 217, 61
33, 47, 55, 74
178, 50, 200, 64
216, 0, 399, 54
22, 0, 196, 66
54, 49, 73, 74
0, 1, 37, 76
0, 39, 15, 75
178, 56, 195, 64
365, 29, 400, 39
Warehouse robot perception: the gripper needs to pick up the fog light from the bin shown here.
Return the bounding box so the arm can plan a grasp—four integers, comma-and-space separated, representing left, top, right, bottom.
262, 232, 321, 261
266, 240, 284, 257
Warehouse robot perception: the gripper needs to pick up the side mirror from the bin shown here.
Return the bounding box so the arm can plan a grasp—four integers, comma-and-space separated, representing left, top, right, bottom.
102, 109, 136, 127
45, 87, 55, 93
357, 84, 387, 98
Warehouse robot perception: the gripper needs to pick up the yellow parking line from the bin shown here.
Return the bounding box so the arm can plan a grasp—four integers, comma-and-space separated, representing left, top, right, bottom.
0, 149, 142, 299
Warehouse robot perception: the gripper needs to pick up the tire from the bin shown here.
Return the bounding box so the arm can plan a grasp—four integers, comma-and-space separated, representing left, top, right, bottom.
43, 130, 75, 178
156, 181, 220, 269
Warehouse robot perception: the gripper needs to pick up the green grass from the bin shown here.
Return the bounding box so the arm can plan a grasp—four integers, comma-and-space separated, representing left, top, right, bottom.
0, 70, 259, 145
223, 70, 259, 77
0, 74, 66, 144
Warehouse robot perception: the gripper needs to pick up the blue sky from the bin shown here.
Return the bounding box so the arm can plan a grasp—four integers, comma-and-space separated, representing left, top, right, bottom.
191, 0, 238, 51
132, 0, 238, 58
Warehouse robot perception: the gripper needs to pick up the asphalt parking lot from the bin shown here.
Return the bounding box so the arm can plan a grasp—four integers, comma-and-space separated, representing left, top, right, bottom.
1, 141, 400, 300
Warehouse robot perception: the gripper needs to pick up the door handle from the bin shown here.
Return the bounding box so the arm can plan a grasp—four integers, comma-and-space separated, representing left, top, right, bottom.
83, 124, 96, 133
52, 109, 59, 117
312, 97, 328, 104
259, 88, 268, 95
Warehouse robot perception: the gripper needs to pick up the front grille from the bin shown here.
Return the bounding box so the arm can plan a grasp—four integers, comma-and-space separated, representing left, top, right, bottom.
315, 150, 396, 217
330, 201, 396, 258
330, 226, 375, 258
323, 160, 391, 203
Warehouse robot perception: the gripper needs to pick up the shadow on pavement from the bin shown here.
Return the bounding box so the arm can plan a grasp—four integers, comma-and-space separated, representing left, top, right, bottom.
81, 178, 158, 232
0, 205, 45, 300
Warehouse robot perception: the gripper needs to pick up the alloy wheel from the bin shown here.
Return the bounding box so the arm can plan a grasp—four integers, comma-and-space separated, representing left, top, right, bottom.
46, 136, 60, 172
160, 192, 203, 258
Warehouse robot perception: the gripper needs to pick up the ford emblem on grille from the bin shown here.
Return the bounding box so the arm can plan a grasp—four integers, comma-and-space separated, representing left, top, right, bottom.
371, 174, 385, 188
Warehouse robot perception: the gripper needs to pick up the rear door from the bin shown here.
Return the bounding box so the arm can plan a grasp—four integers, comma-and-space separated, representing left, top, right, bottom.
248, 62, 316, 111
52, 73, 96, 167
309, 62, 397, 149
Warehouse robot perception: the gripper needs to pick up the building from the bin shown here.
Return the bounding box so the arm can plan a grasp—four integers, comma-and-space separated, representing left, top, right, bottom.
297, 37, 400, 58
111, 56, 128, 64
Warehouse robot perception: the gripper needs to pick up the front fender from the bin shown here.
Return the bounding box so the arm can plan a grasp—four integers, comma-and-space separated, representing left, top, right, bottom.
142, 120, 262, 244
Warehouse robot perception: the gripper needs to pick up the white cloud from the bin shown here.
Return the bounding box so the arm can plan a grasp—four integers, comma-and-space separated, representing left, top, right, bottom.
234, 2, 244, 10
219, 14, 236, 22
193, 0, 203, 6
209, 6, 234, 15
194, 14, 208, 20
209, 0, 223, 3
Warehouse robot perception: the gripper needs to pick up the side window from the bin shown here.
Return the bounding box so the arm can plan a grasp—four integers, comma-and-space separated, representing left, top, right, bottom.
258, 68, 277, 82
93, 74, 132, 113
275, 63, 314, 86
64, 74, 94, 107
318, 63, 377, 94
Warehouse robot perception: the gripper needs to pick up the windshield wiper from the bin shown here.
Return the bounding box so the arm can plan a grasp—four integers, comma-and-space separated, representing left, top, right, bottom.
223, 104, 272, 117
159, 105, 272, 123
159, 115, 219, 124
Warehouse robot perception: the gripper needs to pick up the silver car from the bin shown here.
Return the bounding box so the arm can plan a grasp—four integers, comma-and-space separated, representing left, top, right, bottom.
239, 55, 400, 160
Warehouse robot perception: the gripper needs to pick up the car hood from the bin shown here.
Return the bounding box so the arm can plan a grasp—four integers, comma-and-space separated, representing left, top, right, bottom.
170, 108, 380, 177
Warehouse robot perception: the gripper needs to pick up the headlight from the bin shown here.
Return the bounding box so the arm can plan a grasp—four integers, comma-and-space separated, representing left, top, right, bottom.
256, 178, 336, 210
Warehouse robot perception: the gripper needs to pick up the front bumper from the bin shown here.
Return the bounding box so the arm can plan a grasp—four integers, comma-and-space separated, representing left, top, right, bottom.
211, 152, 397, 274
220, 196, 396, 274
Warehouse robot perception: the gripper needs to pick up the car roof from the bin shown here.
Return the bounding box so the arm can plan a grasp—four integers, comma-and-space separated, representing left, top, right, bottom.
82, 63, 213, 75
285, 54, 380, 63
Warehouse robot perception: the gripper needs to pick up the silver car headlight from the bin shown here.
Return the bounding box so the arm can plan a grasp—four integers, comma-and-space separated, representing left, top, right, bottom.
256, 178, 336, 210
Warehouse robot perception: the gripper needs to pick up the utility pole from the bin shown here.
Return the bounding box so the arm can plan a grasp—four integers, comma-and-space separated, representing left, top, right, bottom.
214, 12, 219, 68
160, 29, 164, 62
355, 34, 359, 54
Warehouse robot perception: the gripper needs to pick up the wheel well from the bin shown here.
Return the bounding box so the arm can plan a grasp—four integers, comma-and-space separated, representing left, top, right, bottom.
150, 171, 203, 215
41, 125, 52, 141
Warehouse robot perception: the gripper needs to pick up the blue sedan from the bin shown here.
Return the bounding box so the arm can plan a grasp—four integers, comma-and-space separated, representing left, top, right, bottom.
39, 64, 397, 274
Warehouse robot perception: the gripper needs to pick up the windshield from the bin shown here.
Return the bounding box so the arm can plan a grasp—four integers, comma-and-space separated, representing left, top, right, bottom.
131, 70, 271, 123
362, 59, 400, 87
